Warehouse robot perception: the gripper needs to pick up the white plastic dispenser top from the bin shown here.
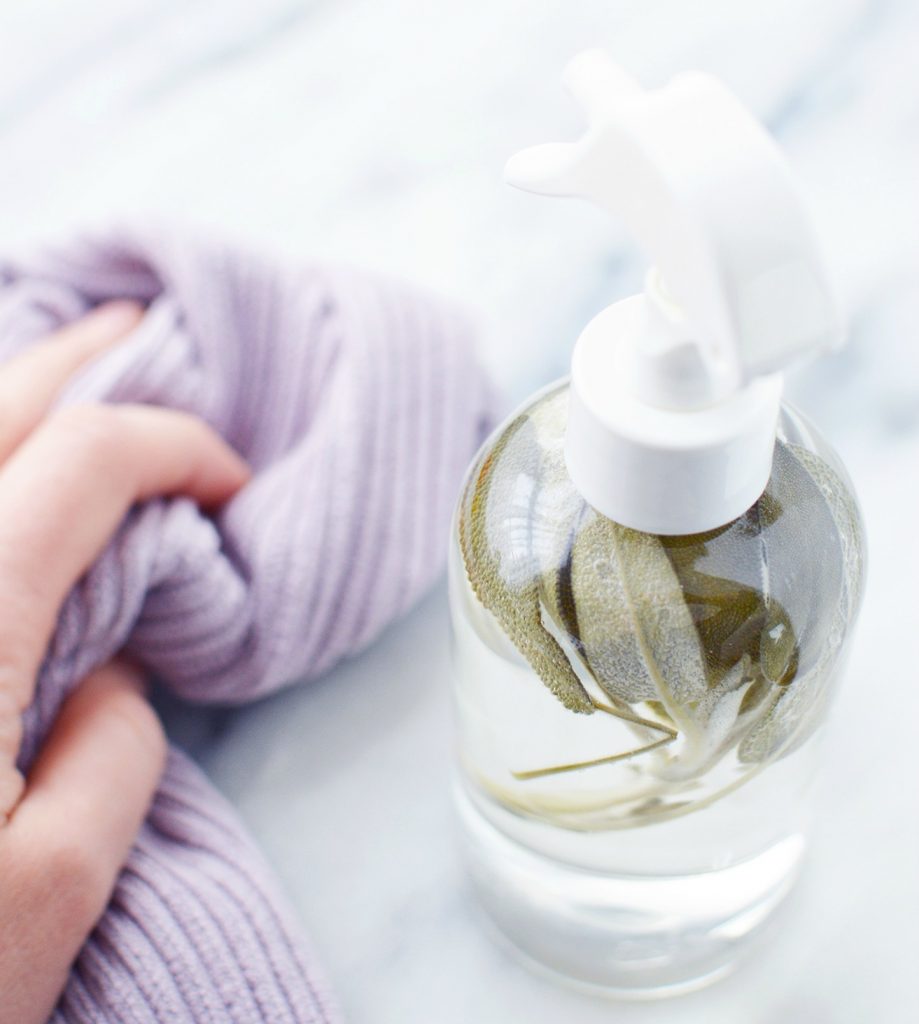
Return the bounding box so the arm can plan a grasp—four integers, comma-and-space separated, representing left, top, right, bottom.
506, 51, 841, 535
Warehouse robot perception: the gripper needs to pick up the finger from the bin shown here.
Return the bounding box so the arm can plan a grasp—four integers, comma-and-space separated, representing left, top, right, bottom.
0, 301, 144, 463
0, 402, 250, 719
1, 662, 165, 1024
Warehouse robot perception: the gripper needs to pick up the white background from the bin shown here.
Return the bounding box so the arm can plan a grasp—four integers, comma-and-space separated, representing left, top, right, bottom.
2, 2, 917, 1021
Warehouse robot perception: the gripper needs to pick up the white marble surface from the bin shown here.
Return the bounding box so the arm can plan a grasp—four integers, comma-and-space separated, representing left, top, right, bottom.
2, 2, 918, 1020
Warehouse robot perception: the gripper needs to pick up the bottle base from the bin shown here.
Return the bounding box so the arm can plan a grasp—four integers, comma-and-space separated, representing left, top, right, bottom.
455, 783, 805, 998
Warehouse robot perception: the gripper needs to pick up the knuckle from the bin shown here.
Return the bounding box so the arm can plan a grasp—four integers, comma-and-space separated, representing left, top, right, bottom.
39, 833, 109, 921
46, 403, 120, 464
0, 390, 28, 439
102, 688, 167, 771
0, 636, 41, 710
38, 403, 139, 497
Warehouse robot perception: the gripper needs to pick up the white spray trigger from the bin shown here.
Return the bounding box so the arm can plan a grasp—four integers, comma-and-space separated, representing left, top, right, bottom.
506, 50, 840, 394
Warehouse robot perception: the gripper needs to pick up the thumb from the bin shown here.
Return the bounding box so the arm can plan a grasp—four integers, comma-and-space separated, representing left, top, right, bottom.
17, 659, 166, 894
1, 661, 166, 1024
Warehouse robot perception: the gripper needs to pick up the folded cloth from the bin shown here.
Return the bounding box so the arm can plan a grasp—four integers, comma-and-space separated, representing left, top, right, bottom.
0, 229, 494, 1023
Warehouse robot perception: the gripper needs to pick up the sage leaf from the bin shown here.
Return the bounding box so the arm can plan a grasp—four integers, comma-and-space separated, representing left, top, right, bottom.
458, 388, 594, 714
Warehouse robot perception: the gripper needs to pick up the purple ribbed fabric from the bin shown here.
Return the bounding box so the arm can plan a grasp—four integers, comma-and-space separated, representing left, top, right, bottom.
0, 229, 494, 1023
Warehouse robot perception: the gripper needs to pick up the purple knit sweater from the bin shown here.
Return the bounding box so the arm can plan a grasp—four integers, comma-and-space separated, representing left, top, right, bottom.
0, 230, 494, 1023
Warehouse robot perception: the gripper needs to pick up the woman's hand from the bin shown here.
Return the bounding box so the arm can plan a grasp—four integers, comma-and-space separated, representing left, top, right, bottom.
0, 303, 249, 1024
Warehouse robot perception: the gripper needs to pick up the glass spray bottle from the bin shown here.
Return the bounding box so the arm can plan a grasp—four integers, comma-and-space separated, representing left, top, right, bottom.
448, 51, 865, 995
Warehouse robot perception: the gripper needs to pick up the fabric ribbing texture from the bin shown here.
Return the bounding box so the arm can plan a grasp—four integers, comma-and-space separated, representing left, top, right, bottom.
0, 229, 494, 1023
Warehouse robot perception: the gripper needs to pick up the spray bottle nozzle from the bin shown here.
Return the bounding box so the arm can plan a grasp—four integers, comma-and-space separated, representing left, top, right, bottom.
506, 50, 840, 401
507, 52, 842, 534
